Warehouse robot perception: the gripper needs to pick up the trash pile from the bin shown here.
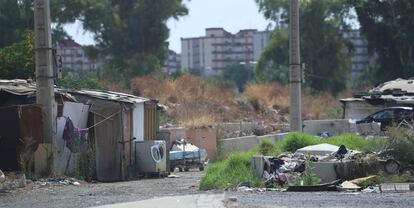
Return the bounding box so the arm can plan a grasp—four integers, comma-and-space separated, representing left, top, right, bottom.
249, 143, 409, 193
0, 171, 81, 193
170, 139, 208, 172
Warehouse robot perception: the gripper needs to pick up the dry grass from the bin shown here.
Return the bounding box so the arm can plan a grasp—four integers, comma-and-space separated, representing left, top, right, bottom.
131, 75, 240, 128
243, 83, 349, 120
103, 75, 349, 128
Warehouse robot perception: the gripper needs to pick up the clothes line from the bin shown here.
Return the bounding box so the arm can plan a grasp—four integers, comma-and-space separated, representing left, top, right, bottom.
87, 110, 121, 130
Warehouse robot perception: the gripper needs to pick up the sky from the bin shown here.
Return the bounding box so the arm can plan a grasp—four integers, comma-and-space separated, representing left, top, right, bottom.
64, 0, 271, 53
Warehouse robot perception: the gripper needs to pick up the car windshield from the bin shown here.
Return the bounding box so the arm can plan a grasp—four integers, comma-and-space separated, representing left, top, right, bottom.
372, 110, 392, 120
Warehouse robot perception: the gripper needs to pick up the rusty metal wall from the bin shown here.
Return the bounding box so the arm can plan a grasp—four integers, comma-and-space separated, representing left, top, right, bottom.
0, 105, 43, 171
144, 103, 157, 140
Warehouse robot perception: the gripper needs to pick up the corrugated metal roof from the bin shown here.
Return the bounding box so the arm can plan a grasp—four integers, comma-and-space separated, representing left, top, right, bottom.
67, 89, 151, 104
0, 79, 157, 105
0, 79, 37, 96
370, 78, 414, 93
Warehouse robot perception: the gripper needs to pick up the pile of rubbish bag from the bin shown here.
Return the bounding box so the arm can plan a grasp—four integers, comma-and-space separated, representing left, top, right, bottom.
255, 143, 402, 191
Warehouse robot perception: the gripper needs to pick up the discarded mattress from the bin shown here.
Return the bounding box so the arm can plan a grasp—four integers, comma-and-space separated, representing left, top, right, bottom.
295, 143, 339, 156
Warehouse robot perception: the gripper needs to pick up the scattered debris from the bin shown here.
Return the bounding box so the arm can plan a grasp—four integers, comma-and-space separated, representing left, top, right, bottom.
170, 139, 207, 172
380, 183, 412, 193
167, 174, 180, 178
340, 181, 361, 191
349, 176, 380, 187
287, 180, 341, 192
361, 186, 381, 193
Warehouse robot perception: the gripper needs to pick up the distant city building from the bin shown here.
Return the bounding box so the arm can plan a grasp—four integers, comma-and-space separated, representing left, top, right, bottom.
341, 30, 374, 77
56, 40, 97, 76
162, 49, 181, 75
181, 28, 271, 76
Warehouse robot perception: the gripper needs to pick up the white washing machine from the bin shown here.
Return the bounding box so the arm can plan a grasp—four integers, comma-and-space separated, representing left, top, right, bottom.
135, 140, 167, 174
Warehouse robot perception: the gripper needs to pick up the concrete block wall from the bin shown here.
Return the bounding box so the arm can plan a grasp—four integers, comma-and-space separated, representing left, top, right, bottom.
220, 133, 288, 158
303, 119, 381, 136
303, 119, 351, 136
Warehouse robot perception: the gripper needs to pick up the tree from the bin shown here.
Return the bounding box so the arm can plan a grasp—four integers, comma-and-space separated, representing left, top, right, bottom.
255, 0, 353, 95
351, 0, 414, 83
0, 0, 188, 81
222, 64, 252, 92
0, 0, 83, 47
0, 0, 34, 48
78, 0, 188, 79
0, 31, 35, 79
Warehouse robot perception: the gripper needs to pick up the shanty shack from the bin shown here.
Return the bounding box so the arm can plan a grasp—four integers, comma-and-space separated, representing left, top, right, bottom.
0, 79, 74, 171
66, 89, 160, 181
0, 79, 161, 182
341, 78, 414, 119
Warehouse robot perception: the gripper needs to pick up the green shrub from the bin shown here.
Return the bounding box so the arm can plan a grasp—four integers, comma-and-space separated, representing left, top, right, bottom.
200, 151, 263, 190
362, 137, 389, 152
281, 132, 319, 152
323, 134, 366, 151
387, 127, 414, 165
257, 140, 282, 156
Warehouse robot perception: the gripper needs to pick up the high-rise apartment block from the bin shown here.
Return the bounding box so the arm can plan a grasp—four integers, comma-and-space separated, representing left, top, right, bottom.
162, 49, 181, 75
56, 40, 97, 76
342, 30, 374, 77
181, 28, 271, 76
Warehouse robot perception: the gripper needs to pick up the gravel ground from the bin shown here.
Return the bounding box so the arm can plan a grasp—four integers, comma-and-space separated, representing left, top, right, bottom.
0, 170, 206, 208
2, 171, 414, 208
228, 191, 414, 208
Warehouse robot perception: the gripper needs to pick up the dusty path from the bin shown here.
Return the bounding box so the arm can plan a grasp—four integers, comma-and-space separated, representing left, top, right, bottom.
2, 170, 414, 208
0, 171, 205, 208
228, 191, 414, 208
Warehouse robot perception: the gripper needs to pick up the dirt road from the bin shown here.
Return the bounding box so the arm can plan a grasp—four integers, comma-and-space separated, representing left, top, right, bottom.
2, 170, 414, 208
0, 171, 205, 208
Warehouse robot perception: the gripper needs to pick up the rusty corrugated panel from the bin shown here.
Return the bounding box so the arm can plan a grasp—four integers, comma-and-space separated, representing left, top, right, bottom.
144, 104, 157, 140
0, 105, 43, 171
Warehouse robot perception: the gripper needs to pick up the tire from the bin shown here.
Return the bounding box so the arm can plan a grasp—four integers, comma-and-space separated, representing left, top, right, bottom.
199, 166, 204, 171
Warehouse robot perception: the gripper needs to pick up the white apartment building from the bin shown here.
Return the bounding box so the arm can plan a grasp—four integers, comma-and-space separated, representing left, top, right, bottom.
342, 30, 374, 77
56, 40, 97, 76
181, 28, 271, 76
162, 49, 181, 75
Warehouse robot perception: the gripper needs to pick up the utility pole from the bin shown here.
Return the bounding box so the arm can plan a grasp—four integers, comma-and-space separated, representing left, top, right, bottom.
34, 0, 55, 144
289, 0, 302, 132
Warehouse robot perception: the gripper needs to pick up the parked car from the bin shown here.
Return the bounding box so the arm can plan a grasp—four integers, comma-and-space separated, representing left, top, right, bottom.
356, 106, 414, 131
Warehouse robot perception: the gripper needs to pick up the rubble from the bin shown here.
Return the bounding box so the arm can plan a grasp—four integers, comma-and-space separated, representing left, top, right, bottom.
0, 171, 82, 192
251, 143, 402, 193
340, 181, 361, 191
349, 176, 380, 187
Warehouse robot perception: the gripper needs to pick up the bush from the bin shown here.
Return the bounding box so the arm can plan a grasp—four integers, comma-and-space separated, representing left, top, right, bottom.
58, 76, 108, 90
281, 132, 319, 152
257, 140, 281, 156
200, 151, 263, 190
323, 134, 366, 151
362, 137, 389, 153
387, 127, 414, 165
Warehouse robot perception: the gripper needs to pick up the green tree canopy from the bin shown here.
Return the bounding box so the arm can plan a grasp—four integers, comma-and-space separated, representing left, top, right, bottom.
0, 31, 35, 79
351, 0, 414, 83
255, 0, 353, 95
78, 0, 188, 79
